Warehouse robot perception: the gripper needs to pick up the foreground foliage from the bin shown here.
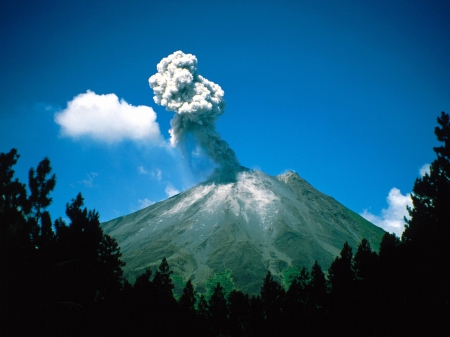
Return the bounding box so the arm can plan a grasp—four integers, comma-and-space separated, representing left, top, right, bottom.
1, 112, 449, 336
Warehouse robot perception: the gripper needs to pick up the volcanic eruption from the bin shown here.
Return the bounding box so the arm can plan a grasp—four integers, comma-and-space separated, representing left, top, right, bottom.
102, 51, 385, 294
149, 50, 239, 171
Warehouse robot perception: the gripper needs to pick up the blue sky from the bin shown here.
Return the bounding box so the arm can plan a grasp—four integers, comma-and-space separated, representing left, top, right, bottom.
1, 0, 449, 237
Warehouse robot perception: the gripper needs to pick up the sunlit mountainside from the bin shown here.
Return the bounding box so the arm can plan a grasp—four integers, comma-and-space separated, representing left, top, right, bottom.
102, 167, 385, 294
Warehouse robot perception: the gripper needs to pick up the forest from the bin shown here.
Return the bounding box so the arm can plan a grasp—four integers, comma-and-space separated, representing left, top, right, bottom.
1, 112, 449, 336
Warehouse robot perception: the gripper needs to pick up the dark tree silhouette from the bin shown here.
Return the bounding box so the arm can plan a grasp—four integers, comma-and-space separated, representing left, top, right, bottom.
0, 150, 130, 335
179, 279, 196, 312
400, 112, 450, 334
308, 260, 327, 311
376, 232, 403, 335
196, 294, 211, 336
123, 268, 155, 335
42, 194, 124, 336
0, 149, 34, 335
0, 149, 31, 251
28, 157, 56, 243
379, 232, 401, 261
286, 266, 309, 308
352, 238, 378, 282
228, 289, 250, 336
327, 242, 355, 333
307, 261, 329, 334
0, 150, 64, 334
260, 270, 285, 332
133, 268, 153, 294
153, 256, 175, 298
152, 257, 179, 334
328, 241, 354, 296
285, 266, 310, 333
178, 279, 197, 335
248, 295, 264, 336
208, 283, 228, 335
197, 293, 209, 319
52, 193, 105, 306
403, 111, 450, 244
96, 233, 125, 301
130, 268, 155, 316
352, 238, 379, 335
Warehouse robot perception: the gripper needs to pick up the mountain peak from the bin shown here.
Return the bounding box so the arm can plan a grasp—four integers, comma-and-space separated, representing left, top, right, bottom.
276, 170, 300, 183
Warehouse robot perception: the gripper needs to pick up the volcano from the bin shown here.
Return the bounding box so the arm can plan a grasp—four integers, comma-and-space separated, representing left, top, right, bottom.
102, 167, 385, 293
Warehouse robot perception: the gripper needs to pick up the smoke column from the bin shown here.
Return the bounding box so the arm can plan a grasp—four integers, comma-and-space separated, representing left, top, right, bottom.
149, 51, 239, 170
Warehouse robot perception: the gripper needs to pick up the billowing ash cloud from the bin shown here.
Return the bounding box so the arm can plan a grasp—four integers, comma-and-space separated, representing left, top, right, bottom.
149, 51, 239, 170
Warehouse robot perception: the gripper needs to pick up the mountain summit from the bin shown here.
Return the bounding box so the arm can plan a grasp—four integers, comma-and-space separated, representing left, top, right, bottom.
102, 167, 384, 293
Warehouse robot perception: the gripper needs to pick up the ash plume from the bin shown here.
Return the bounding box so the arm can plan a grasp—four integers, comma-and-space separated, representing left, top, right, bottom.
149, 51, 239, 170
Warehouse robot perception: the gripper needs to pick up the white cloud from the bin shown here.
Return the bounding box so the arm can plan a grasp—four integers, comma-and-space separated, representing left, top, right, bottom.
55, 90, 162, 143
361, 187, 412, 237
138, 166, 162, 181
79, 172, 98, 187
138, 166, 148, 175
138, 198, 155, 209
419, 163, 430, 176
165, 183, 180, 197
152, 168, 162, 181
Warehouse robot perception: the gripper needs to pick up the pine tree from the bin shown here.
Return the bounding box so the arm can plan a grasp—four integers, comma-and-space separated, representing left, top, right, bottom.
352, 238, 378, 282
179, 279, 196, 312
0, 149, 31, 251
403, 111, 450, 244
400, 112, 450, 334
133, 268, 153, 295
308, 261, 327, 311
178, 279, 197, 336
0, 151, 128, 335
307, 261, 329, 335
53, 193, 123, 306
228, 289, 250, 336
285, 267, 310, 333
260, 271, 285, 325
0, 149, 33, 335
153, 256, 175, 298
378, 232, 402, 298
377, 232, 403, 335
208, 283, 228, 335
328, 241, 354, 294
126, 269, 155, 335
327, 242, 354, 333
152, 257, 177, 334
378, 232, 401, 262
28, 157, 56, 243
197, 294, 209, 320
248, 295, 264, 336
286, 266, 309, 310
96, 234, 125, 301
352, 238, 379, 335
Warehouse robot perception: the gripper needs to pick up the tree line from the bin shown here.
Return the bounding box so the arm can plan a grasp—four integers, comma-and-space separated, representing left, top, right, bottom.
1, 112, 449, 336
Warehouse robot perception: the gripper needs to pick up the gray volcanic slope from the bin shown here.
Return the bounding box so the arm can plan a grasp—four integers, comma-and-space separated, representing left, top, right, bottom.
102, 167, 385, 294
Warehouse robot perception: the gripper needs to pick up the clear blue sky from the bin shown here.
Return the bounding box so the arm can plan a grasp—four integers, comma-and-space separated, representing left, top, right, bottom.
1, 0, 449, 236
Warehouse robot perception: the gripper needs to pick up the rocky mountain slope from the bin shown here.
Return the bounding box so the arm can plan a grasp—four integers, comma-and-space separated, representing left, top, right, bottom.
102, 167, 385, 293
